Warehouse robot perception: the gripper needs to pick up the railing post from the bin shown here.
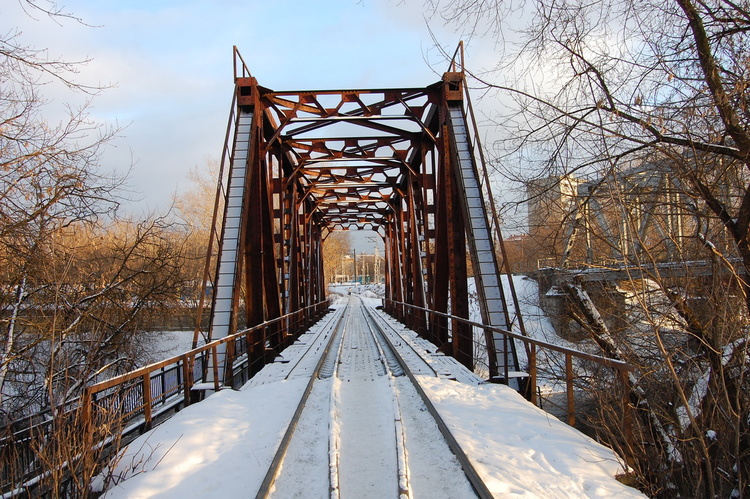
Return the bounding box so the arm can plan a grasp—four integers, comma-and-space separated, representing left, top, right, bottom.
211, 345, 221, 391
142, 372, 152, 431
528, 344, 537, 405
80, 387, 96, 484
182, 354, 192, 407
620, 369, 634, 458
176, 358, 183, 403
504, 334, 510, 383
224, 337, 236, 388
81, 387, 92, 431
160, 366, 167, 405
295, 308, 302, 340
566, 353, 575, 427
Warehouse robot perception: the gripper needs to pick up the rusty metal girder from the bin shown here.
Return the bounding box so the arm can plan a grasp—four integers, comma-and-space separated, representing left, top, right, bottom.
196, 45, 528, 386
251, 87, 440, 233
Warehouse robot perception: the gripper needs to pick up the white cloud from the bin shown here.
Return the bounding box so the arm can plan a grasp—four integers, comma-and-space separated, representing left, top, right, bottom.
7, 0, 499, 212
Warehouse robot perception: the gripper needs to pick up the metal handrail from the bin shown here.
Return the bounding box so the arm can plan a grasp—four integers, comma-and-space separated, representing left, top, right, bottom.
233, 46, 252, 81
84, 300, 329, 423
383, 298, 634, 444
384, 299, 633, 370
447, 40, 465, 73
1, 300, 329, 495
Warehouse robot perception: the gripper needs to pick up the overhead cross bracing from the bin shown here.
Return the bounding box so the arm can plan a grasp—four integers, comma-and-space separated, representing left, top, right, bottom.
194, 45, 529, 392
250, 87, 438, 232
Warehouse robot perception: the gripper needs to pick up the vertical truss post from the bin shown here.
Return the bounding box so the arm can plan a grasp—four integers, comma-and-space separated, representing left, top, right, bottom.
420, 141, 439, 345
399, 197, 416, 329
201, 50, 528, 389
431, 130, 451, 348
260, 153, 283, 358
383, 219, 394, 316
407, 180, 428, 335
444, 128, 473, 370
242, 85, 266, 373
394, 199, 409, 323
443, 71, 523, 383
288, 184, 301, 339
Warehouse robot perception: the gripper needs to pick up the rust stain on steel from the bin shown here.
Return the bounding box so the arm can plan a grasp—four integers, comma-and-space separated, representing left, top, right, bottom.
195, 45, 526, 385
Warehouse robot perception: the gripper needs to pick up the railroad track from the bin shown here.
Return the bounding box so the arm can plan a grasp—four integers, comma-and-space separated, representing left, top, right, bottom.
255, 295, 491, 499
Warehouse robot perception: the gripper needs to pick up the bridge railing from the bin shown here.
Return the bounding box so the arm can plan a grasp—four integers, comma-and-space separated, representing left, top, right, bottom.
383, 299, 634, 442
82, 300, 329, 432
233, 45, 252, 80
1, 300, 329, 496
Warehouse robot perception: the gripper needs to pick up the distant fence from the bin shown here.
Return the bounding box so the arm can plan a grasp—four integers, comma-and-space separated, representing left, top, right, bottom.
1, 300, 328, 497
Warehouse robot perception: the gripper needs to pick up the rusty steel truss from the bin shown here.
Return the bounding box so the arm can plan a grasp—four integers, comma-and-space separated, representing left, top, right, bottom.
194, 44, 529, 389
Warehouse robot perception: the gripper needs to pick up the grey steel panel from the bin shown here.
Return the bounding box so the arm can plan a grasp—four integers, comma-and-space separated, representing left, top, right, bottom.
210, 110, 253, 343
447, 104, 522, 384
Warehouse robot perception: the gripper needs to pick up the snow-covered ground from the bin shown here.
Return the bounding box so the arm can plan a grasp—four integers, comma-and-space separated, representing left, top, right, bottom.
143, 330, 198, 364
100, 291, 644, 498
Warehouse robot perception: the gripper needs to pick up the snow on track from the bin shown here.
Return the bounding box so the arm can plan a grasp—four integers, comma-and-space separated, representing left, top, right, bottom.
102, 378, 309, 498
367, 305, 644, 498
102, 295, 643, 499
333, 373, 399, 498
249, 305, 345, 386
371, 307, 484, 385
266, 380, 330, 498
270, 297, 477, 498
393, 375, 477, 498
333, 302, 397, 498
336, 303, 386, 379
417, 377, 643, 497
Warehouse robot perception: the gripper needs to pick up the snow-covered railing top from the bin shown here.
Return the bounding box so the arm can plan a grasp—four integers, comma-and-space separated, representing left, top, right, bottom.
384, 298, 635, 442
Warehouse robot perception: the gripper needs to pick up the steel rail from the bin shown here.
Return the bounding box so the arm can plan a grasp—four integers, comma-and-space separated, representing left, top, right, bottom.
362, 304, 495, 499
254, 303, 349, 498
326, 303, 351, 499
359, 298, 410, 498
282, 306, 345, 381
328, 296, 420, 498
257, 296, 492, 498
366, 306, 440, 378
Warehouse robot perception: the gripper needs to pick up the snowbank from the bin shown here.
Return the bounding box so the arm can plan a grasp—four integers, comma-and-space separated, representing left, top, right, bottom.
418, 376, 643, 497
101, 379, 308, 498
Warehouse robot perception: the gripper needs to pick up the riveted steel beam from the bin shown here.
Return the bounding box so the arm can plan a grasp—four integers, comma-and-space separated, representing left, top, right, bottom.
199, 47, 527, 390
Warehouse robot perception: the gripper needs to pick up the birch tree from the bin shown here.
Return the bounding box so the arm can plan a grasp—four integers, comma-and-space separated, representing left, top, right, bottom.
426, 0, 750, 496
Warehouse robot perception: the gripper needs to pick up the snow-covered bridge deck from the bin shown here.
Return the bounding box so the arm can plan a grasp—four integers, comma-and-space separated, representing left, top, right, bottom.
101, 296, 643, 498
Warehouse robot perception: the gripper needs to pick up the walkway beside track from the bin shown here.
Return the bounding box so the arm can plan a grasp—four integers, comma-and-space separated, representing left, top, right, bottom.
102, 295, 644, 498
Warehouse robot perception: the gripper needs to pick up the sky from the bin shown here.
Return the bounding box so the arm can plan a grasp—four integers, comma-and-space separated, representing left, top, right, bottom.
4, 1, 473, 206
4, 0, 516, 251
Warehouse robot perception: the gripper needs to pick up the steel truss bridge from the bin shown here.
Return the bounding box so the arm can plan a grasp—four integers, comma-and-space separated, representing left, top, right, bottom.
1, 46, 641, 497
193, 45, 527, 388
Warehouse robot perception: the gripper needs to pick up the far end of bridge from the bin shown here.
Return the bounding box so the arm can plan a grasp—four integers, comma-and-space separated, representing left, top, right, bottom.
194, 43, 528, 394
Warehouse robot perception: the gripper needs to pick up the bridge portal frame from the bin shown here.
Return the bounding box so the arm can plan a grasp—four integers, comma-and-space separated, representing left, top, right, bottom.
194, 45, 528, 387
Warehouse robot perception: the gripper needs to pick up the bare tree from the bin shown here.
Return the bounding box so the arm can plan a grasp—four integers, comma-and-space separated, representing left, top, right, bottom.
323, 231, 352, 287
426, 0, 750, 496
0, 3, 200, 494
175, 160, 221, 232
2, 0, 121, 415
